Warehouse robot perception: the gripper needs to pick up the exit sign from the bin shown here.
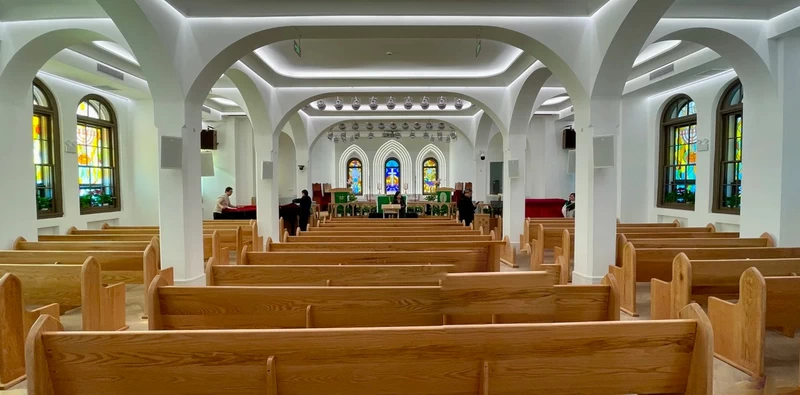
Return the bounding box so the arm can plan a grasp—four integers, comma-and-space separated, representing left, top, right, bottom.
294, 40, 301, 57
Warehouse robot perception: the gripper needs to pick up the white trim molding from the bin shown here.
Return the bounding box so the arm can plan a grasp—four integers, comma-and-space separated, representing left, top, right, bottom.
338, 144, 371, 196
373, 140, 413, 194
415, 143, 448, 195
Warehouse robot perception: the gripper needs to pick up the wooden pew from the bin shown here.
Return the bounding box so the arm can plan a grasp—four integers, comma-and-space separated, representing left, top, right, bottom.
206, 260, 455, 286
241, 248, 495, 273
149, 271, 618, 329
39, 234, 158, 242
0, 258, 127, 331
13, 237, 153, 251
651, 253, 800, 319
70, 225, 252, 254
615, 231, 740, 266
201, 231, 227, 265
299, 229, 483, 237
319, 222, 465, 228
520, 218, 677, 252
283, 232, 495, 243
27, 303, 711, 395
38, 233, 228, 263
0, 273, 60, 389
709, 268, 800, 378
613, 240, 800, 316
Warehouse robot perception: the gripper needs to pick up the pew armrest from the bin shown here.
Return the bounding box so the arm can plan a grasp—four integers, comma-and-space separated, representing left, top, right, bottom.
24, 303, 61, 335
650, 278, 672, 320
103, 282, 128, 331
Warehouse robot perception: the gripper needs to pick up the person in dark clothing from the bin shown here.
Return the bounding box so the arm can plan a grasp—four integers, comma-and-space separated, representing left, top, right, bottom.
392, 191, 407, 218
292, 190, 313, 231
457, 189, 478, 227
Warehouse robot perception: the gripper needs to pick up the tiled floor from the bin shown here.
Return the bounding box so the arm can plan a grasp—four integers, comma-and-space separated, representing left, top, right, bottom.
3, 250, 798, 394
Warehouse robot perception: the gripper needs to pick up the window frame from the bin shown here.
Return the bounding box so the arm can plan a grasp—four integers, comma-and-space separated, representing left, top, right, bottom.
33, 78, 64, 219
657, 94, 698, 211
422, 157, 439, 195
384, 157, 401, 194
346, 158, 363, 196
77, 94, 121, 215
712, 79, 744, 215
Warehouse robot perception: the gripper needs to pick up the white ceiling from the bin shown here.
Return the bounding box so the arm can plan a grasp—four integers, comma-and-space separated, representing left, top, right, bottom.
666, 0, 800, 19
0, 0, 106, 21
255, 39, 523, 80
164, 0, 610, 17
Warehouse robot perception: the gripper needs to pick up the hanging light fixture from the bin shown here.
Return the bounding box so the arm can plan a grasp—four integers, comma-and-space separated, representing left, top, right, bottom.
390, 122, 397, 130
402, 122, 409, 130
327, 130, 333, 140
340, 131, 347, 140
404, 96, 413, 110
425, 122, 433, 130
334, 97, 343, 111
423, 131, 430, 139
368, 132, 374, 139
437, 96, 447, 110
386, 96, 396, 110
378, 122, 385, 130
454, 98, 463, 110
438, 122, 446, 130
366, 122, 374, 130
354, 131, 360, 140
352, 122, 359, 130
351, 97, 361, 110
410, 131, 416, 139
446, 137, 451, 143
450, 131, 457, 139
369, 96, 379, 110
420, 96, 430, 110
395, 133, 401, 140
339, 123, 346, 130
316, 100, 327, 110
414, 122, 421, 130
334, 137, 340, 143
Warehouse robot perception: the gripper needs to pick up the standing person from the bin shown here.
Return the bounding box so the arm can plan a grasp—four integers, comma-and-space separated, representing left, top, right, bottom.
457, 189, 478, 227
563, 193, 576, 218
292, 190, 313, 231
392, 191, 407, 218
214, 187, 238, 219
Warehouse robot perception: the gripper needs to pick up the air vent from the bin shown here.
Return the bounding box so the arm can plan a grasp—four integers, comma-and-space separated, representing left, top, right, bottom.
695, 69, 728, 77
649, 63, 674, 81
96, 63, 124, 81
202, 106, 212, 114
93, 85, 120, 92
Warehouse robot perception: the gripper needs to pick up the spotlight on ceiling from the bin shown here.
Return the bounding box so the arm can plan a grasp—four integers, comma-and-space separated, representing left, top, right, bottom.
386, 97, 396, 110
402, 122, 409, 130
369, 96, 378, 110
425, 122, 433, 130
454, 98, 463, 110
438, 122, 446, 130
378, 122, 385, 130
395, 133, 401, 140
354, 132, 360, 140
390, 122, 397, 130
423, 131, 430, 139
327, 131, 333, 140
438, 96, 447, 110
421, 96, 430, 110
334, 97, 343, 111
366, 122, 373, 130
339, 123, 346, 130
410, 132, 416, 139
414, 122, 421, 130
351, 97, 361, 110
450, 131, 457, 139
316, 100, 327, 110
352, 122, 359, 130
333, 137, 340, 143
404, 96, 413, 110
368, 132, 374, 139
446, 137, 451, 143
340, 131, 346, 140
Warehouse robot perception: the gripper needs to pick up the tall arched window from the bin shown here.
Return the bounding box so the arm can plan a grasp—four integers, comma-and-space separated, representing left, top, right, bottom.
714, 80, 743, 214
77, 96, 120, 213
658, 95, 697, 209
347, 158, 363, 196
385, 158, 401, 194
33, 79, 63, 218
422, 158, 439, 195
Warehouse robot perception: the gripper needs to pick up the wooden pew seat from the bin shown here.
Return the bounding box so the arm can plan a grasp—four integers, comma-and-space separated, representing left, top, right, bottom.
27, 304, 711, 395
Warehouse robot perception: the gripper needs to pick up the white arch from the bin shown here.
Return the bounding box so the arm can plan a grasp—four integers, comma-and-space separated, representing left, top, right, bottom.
415, 144, 448, 195
338, 145, 371, 196
373, 140, 413, 195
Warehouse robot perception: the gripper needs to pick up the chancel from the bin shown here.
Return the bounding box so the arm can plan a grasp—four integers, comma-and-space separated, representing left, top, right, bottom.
1, 0, 800, 393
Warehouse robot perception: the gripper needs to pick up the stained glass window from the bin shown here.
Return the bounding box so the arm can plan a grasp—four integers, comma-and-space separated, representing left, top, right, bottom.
422, 158, 438, 195
385, 158, 401, 194
77, 96, 119, 213
659, 95, 697, 208
715, 80, 743, 213
347, 158, 363, 196
33, 80, 63, 218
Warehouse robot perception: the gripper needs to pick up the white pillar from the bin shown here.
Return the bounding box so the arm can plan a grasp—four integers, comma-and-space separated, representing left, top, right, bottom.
503, 134, 527, 248
296, 148, 310, 196
527, 117, 546, 198
156, 110, 204, 283
0, 94, 37, 247
473, 149, 488, 201
573, 99, 619, 284
254, 132, 280, 246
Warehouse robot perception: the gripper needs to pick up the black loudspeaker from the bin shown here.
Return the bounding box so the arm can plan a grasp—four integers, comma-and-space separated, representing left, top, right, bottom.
201, 128, 218, 150
562, 128, 576, 150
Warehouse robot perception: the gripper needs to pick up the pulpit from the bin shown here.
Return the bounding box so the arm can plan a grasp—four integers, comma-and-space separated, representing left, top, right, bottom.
382, 204, 401, 218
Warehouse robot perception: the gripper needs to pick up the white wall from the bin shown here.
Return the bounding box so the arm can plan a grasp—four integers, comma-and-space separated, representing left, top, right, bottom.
620, 71, 741, 230
200, 117, 238, 219
277, 132, 297, 202
35, 73, 137, 235
310, 139, 335, 185
129, 99, 159, 225
548, 118, 574, 198
448, 135, 475, 187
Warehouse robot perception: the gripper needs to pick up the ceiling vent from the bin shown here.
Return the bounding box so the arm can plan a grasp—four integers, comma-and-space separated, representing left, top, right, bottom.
695, 69, 728, 77
97, 63, 124, 81
93, 85, 120, 92
649, 63, 674, 81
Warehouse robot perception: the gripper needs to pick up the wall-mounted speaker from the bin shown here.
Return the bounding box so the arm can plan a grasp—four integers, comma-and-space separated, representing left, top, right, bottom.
200, 151, 215, 177
567, 150, 576, 174
261, 161, 274, 180
562, 128, 576, 149
160, 136, 183, 169
593, 135, 616, 168
507, 159, 520, 179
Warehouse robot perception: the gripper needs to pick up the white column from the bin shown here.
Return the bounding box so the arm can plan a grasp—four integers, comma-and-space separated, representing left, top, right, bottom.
156, 111, 204, 283
296, 148, 310, 196
254, 132, 280, 246
0, 94, 37, 247
527, 117, 546, 198
473, 149, 488, 201
573, 99, 619, 284
503, 134, 527, 248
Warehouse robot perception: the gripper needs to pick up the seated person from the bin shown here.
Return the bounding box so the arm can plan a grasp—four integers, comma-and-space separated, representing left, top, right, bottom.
392, 191, 407, 218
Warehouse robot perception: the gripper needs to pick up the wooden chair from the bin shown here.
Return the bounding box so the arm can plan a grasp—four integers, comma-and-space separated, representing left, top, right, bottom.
26, 303, 711, 394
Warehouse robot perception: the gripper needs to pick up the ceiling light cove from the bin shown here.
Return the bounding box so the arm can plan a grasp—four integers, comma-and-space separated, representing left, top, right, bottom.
309, 96, 471, 112
541, 96, 570, 106
633, 41, 681, 67
210, 97, 239, 107
92, 41, 140, 66
254, 38, 524, 79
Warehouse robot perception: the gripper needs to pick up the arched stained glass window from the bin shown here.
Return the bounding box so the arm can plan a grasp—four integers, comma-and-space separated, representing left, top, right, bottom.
77, 95, 120, 213
33, 79, 63, 218
714, 79, 743, 214
658, 95, 697, 209
422, 158, 439, 195
385, 158, 401, 194
347, 158, 363, 196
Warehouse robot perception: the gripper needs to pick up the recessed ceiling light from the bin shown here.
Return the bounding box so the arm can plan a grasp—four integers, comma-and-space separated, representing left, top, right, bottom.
542, 96, 570, 106
92, 41, 139, 66
210, 97, 239, 107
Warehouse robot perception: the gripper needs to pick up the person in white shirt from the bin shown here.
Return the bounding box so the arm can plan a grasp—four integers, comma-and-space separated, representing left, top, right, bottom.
213, 187, 239, 219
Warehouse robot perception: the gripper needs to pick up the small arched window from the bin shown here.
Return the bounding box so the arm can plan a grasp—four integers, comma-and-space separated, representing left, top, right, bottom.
385, 158, 401, 194
714, 79, 743, 214
77, 95, 120, 213
33, 79, 63, 218
422, 158, 439, 195
347, 158, 363, 196
658, 95, 697, 209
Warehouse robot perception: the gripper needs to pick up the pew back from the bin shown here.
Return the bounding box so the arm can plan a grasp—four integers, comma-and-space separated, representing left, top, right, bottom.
300, 229, 482, 237
27, 304, 711, 395
284, 234, 493, 243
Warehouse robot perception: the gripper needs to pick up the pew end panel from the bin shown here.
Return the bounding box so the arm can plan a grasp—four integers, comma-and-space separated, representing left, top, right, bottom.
678, 303, 714, 394
554, 256, 570, 285
618, 242, 639, 317
282, 230, 289, 243
708, 267, 766, 377
760, 232, 776, 247
650, 253, 692, 320
205, 258, 217, 286
239, 244, 251, 265
0, 273, 25, 389
498, 236, 517, 269
81, 258, 127, 332
147, 275, 171, 330
25, 314, 63, 395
